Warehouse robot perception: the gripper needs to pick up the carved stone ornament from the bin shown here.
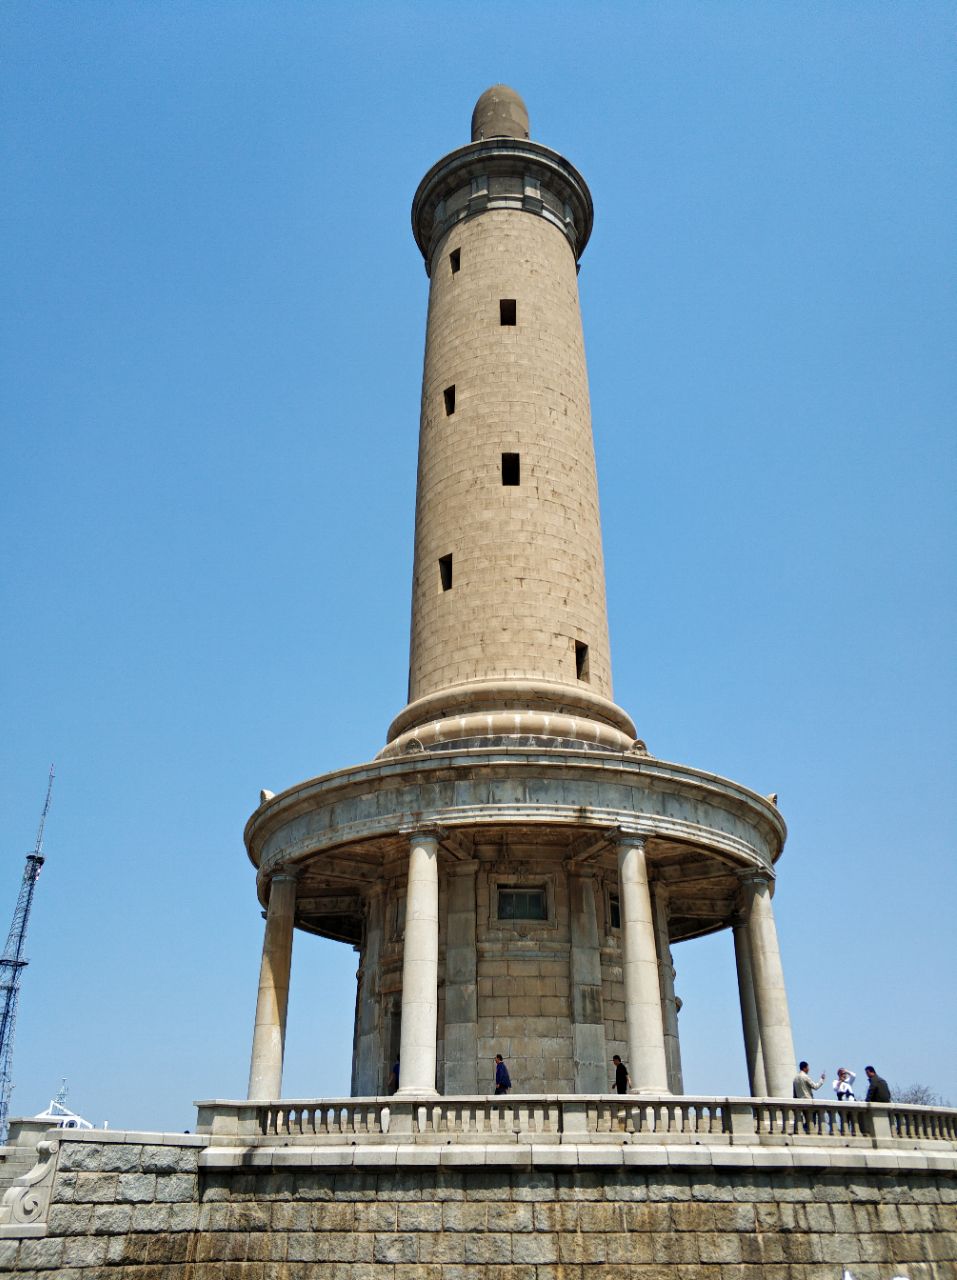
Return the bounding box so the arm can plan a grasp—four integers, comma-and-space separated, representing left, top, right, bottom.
0, 1138, 59, 1236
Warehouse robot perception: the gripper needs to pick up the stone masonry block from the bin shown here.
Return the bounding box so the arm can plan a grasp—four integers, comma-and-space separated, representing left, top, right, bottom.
72, 1172, 118, 1203
820, 1232, 863, 1263
227, 1201, 273, 1232
698, 1231, 744, 1263
60, 1234, 110, 1267
14, 1236, 65, 1271
58, 1142, 114, 1173
105, 1232, 152, 1265
141, 1143, 199, 1173
671, 1201, 715, 1232
486, 1200, 533, 1232
115, 1171, 157, 1202
372, 1232, 418, 1264
90, 1202, 134, 1234
397, 1202, 442, 1231
155, 1172, 196, 1202
416, 1231, 467, 1263
45, 1201, 94, 1234
621, 1201, 673, 1233
442, 1201, 488, 1231
711, 1201, 756, 1232
464, 1230, 512, 1263
511, 1230, 561, 1264
130, 1201, 173, 1233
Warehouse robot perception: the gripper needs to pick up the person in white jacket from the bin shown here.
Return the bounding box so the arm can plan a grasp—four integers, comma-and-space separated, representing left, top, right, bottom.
833, 1067, 856, 1100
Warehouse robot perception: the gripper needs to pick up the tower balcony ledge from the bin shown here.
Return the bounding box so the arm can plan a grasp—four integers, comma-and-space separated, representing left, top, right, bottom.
245, 746, 786, 938
383, 678, 637, 757
412, 136, 593, 269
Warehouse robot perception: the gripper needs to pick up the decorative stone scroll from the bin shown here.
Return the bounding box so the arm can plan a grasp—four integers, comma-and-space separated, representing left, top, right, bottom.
0, 1138, 59, 1238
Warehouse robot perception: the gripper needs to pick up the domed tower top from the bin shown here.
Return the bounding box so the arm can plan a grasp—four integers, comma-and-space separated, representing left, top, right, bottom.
470, 84, 530, 141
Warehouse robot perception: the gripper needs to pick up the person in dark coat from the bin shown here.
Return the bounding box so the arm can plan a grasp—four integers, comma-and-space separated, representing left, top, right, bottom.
864, 1066, 891, 1102
494, 1054, 511, 1094
612, 1054, 630, 1094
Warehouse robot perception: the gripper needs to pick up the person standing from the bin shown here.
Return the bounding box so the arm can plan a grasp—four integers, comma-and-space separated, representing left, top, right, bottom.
833, 1067, 856, 1101
494, 1054, 511, 1095
612, 1054, 630, 1095
793, 1061, 826, 1098
387, 1054, 399, 1094
864, 1066, 891, 1102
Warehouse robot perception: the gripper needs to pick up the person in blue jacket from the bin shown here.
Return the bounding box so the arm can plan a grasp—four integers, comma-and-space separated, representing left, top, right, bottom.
494, 1054, 512, 1095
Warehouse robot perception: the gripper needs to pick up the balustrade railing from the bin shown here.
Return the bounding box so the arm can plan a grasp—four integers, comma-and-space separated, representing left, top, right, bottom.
193, 1095, 957, 1150
752, 1099, 866, 1139
889, 1104, 957, 1142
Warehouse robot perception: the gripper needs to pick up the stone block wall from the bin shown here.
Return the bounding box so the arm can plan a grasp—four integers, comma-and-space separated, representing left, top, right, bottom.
2, 1132, 956, 1278
356, 848, 665, 1097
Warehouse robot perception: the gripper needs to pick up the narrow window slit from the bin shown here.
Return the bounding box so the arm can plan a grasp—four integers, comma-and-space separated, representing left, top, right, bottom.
501, 453, 520, 486
500, 298, 517, 326
575, 641, 590, 681
439, 554, 453, 591
450, 248, 461, 273
444, 385, 456, 416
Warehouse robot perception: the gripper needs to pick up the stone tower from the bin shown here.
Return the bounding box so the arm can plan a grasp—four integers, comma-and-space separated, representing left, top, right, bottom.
392, 84, 630, 757
243, 86, 796, 1102
3, 87, 954, 1280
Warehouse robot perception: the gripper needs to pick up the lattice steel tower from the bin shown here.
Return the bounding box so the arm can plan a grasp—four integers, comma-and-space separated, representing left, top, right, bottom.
0, 765, 54, 1141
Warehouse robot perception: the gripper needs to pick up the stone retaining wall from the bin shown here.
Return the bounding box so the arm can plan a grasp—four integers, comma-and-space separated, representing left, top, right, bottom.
1, 1131, 956, 1277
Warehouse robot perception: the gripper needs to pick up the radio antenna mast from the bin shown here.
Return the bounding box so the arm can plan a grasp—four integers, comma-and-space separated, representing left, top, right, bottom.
0, 765, 55, 1142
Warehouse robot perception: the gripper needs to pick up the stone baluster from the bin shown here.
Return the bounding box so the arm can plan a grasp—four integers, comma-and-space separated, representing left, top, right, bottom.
617, 835, 670, 1094
247, 870, 298, 1100
396, 831, 440, 1096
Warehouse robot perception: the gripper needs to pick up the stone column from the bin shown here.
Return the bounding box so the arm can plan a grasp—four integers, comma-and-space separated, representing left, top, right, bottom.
617, 836, 670, 1094
740, 873, 795, 1097
651, 882, 684, 1095
247, 871, 298, 1100
443, 861, 479, 1094
733, 916, 767, 1096
352, 885, 386, 1096
569, 870, 607, 1092
396, 831, 440, 1096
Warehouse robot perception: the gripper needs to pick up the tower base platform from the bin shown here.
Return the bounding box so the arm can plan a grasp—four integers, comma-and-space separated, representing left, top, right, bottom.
1, 1098, 955, 1277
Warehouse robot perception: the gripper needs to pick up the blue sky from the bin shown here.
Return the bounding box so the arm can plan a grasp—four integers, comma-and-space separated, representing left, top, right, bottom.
2, 2, 954, 1130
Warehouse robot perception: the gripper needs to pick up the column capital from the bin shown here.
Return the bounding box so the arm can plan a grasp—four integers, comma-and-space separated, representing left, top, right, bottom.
736, 868, 774, 891
400, 824, 442, 846
256, 863, 301, 901
269, 868, 301, 885
613, 828, 648, 852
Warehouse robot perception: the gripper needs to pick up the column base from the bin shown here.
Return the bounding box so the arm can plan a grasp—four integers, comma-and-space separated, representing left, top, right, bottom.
394, 1086, 440, 1098
629, 1088, 672, 1096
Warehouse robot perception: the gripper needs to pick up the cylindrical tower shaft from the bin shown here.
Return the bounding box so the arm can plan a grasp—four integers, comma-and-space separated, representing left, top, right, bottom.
412, 208, 610, 695
384, 87, 636, 756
